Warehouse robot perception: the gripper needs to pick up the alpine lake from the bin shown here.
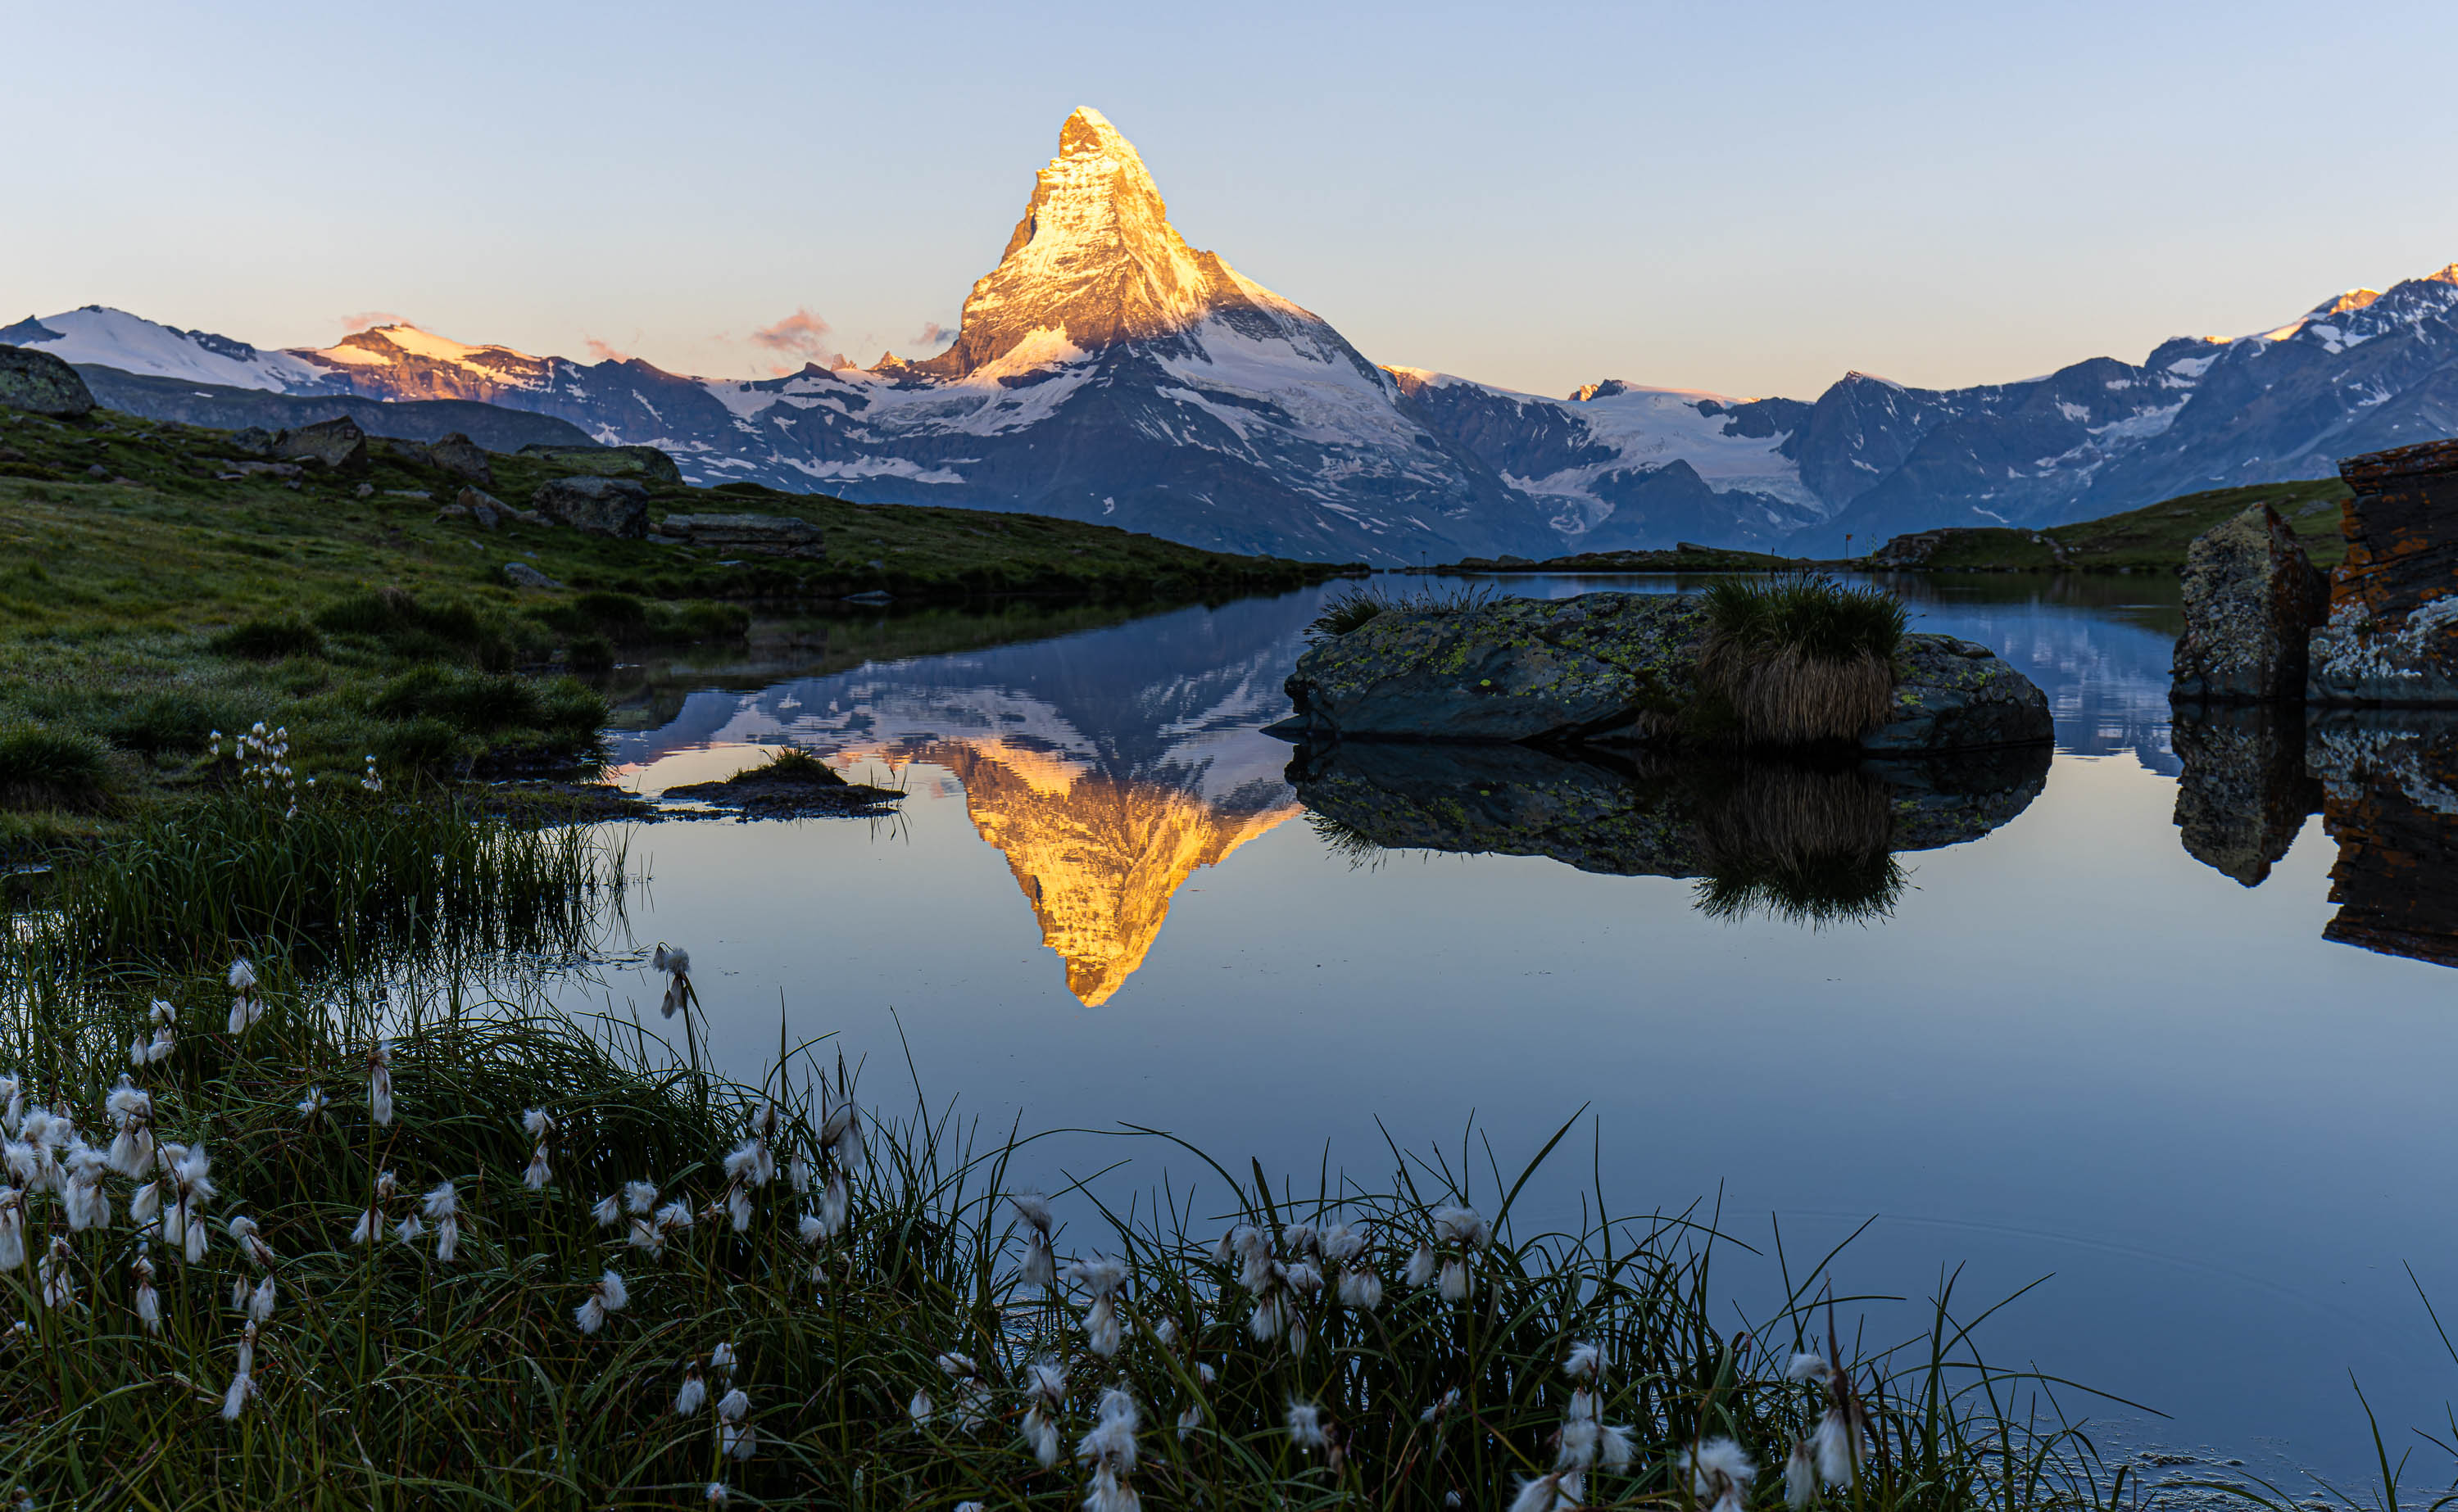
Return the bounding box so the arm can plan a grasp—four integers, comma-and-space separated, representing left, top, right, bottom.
545, 572, 2458, 1489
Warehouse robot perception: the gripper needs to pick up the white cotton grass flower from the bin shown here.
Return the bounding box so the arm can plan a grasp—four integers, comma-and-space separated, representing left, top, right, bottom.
1421, 1387, 1461, 1424
675, 1363, 707, 1415
38, 1236, 77, 1310
131, 1250, 161, 1333
394, 1213, 424, 1247
520, 1108, 553, 1190
624, 1179, 659, 1215
1067, 1255, 1127, 1359
1786, 1438, 1821, 1509
63, 1147, 111, 1231
651, 944, 693, 1019
366, 1038, 393, 1127
228, 1215, 275, 1268
592, 1193, 622, 1227
294, 1087, 327, 1123
1177, 1404, 1202, 1442
1404, 1239, 1437, 1288
1335, 1262, 1384, 1310
1020, 1356, 1066, 1466
1076, 1386, 1142, 1511
718, 1387, 755, 1460
105, 1079, 156, 1179
1788, 1350, 1834, 1383
424, 1181, 460, 1262
1685, 1437, 1759, 1512
1439, 1256, 1470, 1301
1286, 1399, 1330, 1451
705, 1486, 728, 1506
1812, 1401, 1866, 1487
574, 1270, 629, 1334
1009, 1192, 1058, 1288
1509, 1470, 1585, 1512
909, 1388, 934, 1426
247, 1274, 276, 1324
226, 958, 264, 1036
1565, 1341, 1605, 1383
1557, 1381, 1635, 1472
1432, 1204, 1491, 1250
221, 1322, 260, 1420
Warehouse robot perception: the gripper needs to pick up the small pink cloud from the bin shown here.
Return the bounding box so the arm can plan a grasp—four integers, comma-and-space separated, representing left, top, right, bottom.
584, 338, 632, 363
912, 321, 956, 350
749, 306, 834, 364
338, 310, 409, 333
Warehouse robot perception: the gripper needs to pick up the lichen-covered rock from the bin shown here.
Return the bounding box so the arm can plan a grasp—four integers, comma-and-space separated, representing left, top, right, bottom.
1282, 591, 2050, 754
2309, 440, 2458, 704
2170, 503, 2329, 701
1283, 593, 1707, 743
273, 415, 368, 470
0, 344, 95, 417
1861, 635, 2053, 752
532, 475, 649, 537
502, 561, 563, 590
453, 486, 506, 528
518, 442, 682, 485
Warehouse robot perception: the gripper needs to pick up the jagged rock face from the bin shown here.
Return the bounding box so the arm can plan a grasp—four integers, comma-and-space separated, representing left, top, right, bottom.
532, 476, 648, 537
2308, 711, 2458, 966
2170, 503, 2329, 701
2309, 439, 2458, 703
918, 109, 1294, 376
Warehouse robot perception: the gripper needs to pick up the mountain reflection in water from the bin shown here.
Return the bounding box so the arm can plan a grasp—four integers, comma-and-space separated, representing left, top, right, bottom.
605, 597, 1309, 1004
605, 576, 2178, 1003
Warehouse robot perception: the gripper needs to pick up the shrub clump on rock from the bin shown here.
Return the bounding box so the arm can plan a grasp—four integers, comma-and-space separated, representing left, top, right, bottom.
1697, 576, 1908, 745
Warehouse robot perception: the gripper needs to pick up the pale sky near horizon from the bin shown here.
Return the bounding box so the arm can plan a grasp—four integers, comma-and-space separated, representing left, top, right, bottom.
7, 1, 2456, 401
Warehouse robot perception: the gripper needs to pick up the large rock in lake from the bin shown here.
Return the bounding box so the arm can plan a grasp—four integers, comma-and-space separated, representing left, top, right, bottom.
0, 343, 95, 417
533, 475, 649, 537
1281, 591, 2050, 754
2309, 440, 2458, 704
2170, 502, 2329, 701
273, 415, 369, 469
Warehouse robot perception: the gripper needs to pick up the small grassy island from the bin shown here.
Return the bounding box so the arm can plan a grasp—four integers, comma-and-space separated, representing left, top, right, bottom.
0, 402, 1340, 853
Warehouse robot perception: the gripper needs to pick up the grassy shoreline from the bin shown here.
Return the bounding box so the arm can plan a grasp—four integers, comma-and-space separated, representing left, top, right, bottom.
0, 405, 1343, 853
0, 796, 2119, 1509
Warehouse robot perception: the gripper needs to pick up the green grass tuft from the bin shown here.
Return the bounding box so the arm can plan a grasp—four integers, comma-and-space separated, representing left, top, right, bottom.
210, 615, 326, 661
0, 721, 113, 811
1698, 576, 1907, 745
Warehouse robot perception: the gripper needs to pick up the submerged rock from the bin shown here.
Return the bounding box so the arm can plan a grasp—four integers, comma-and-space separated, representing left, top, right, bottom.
0, 344, 94, 417
661, 755, 902, 819
2171, 503, 2329, 701
2307, 710, 2458, 965
1280, 591, 2049, 754
2310, 440, 2458, 704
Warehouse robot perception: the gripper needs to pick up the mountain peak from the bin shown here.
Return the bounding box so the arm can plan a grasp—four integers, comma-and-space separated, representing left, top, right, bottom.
914, 106, 1308, 378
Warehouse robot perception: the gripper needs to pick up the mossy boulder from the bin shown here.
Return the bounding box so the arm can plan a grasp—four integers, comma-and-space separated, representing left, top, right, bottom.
1281, 591, 2050, 753
518, 442, 682, 485
0, 344, 95, 418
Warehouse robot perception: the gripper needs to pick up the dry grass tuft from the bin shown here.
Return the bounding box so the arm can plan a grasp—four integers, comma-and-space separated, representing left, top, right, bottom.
1698, 577, 1908, 745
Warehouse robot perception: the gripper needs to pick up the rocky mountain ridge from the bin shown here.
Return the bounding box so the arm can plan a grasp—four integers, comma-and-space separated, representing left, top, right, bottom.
16, 109, 2458, 563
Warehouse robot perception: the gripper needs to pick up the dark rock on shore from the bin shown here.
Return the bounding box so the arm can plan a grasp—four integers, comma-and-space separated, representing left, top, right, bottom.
272, 415, 369, 470
533, 475, 649, 537
2171, 503, 2329, 701
519, 442, 682, 486
2309, 440, 2458, 704
0, 344, 95, 417
426, 432, 494, 487
652, 513, 826, 557
1280, 591, 2049, 754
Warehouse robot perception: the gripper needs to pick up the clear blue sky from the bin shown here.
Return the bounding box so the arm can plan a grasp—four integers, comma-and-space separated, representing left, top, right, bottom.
7, 1, 2456, 401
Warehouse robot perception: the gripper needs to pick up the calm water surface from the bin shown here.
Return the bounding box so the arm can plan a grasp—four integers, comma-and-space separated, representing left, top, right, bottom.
561, 575, 2458, 1485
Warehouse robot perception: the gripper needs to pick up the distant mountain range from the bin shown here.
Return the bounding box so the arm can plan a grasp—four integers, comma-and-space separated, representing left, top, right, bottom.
11, 106, 2458, 563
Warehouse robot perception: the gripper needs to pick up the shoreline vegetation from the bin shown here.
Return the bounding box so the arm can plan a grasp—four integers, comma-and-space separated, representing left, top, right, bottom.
0, 792, 2128, 1510
0, 404, 1346, 856
1427, 480, 2353, 577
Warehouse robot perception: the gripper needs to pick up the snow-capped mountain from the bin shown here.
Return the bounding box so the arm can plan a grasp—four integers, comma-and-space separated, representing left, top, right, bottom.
17, 106, 2458, 561
0, 307, 340, 395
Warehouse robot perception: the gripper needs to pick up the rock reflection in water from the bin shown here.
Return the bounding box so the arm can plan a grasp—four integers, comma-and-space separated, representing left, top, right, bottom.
2171, 703, 2458, 967
1288, 741, 2049, 928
